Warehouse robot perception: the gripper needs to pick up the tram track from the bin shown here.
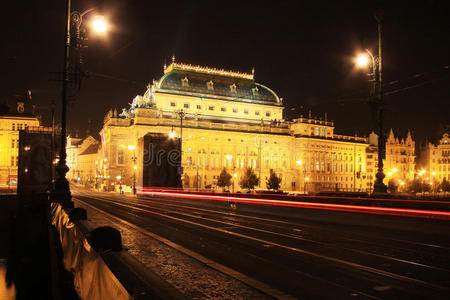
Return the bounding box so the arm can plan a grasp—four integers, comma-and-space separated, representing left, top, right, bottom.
73, 192, 450, 298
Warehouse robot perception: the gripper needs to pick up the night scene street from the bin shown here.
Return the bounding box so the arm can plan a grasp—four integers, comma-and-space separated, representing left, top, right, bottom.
0, 0, 449, 299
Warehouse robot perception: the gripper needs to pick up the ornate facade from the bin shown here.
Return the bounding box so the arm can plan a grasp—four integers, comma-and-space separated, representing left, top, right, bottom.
385, 129, 416, 182
94, 60, 380, 193
419, 132, 450, 182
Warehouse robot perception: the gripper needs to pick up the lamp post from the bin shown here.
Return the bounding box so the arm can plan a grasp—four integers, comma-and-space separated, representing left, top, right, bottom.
53, 0, 108, 206
128, 145, 137, 195
356, 9, 387, 194
177, 110, 185, 187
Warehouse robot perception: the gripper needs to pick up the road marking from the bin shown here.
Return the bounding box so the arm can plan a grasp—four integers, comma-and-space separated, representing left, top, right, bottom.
75, 197, 296, 300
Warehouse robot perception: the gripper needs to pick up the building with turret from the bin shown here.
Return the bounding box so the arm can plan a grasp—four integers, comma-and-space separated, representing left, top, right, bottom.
419, 132, 450, 183
384, 129, 416, 182
0, 91, 40, 189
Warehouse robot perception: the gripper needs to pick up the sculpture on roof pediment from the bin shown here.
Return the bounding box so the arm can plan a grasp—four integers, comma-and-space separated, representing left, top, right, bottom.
119, 108, 130, 118
131, 95, 151, 109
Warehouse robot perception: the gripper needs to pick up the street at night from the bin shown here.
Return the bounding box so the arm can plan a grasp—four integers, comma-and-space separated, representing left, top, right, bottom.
72, 186, 450, 299
1, 1, 449, 299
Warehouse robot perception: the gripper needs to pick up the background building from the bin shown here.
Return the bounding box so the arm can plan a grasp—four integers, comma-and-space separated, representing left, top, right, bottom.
419, 132, 450, 184
0, 91, 40, 190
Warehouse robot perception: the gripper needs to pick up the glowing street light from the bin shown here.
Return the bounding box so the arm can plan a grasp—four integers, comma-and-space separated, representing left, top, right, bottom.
226, 154, 233, 160
92, 16, 108, 33
296, 160, 303, 165
169, 131, 176, 138
356, 54, 370, 67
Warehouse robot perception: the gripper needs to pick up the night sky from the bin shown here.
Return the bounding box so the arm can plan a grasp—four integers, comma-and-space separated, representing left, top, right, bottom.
1, 0, 449, 146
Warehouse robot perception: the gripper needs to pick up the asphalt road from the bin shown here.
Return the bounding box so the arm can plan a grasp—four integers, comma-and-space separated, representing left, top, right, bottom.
72, 188, 450, 299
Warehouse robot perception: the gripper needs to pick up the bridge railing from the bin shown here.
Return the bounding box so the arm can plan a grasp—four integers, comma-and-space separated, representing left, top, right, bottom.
50, 202, 184, 300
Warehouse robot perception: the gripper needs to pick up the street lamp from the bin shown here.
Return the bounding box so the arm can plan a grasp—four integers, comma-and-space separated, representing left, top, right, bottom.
355, 9, 387, 194
128, 145, 137, 195
177, 110, 185, 188
116, 175, 123, 194
53, 0, 109, 206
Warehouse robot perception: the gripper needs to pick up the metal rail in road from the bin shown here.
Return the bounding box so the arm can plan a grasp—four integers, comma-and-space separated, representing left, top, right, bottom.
73, 189, 450, 299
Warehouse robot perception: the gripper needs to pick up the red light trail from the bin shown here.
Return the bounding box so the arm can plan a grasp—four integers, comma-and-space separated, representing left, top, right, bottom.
137, 188, 450, 220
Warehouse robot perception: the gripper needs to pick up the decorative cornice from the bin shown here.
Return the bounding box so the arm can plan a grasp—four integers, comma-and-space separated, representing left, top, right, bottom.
164, 62, 254, 80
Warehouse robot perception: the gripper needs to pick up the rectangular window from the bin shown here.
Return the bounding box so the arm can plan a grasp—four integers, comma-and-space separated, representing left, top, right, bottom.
315, 128, 320, 136
184, 103, 189, 108
244, 109, 249, 114
232, 108, 238, 113
255, 111, 260, 116
196, 105, 201, 109
18, 124, 22, 130
12, 123, 15, 130
209, 106, 214, 111
11, 156, 15, 166
117, 148, 124, 165
221, 107, 226, 112
11, 139, 15, 148
266, 111, 271, 117
170, 102, 176, 107
321, 128, 325, 136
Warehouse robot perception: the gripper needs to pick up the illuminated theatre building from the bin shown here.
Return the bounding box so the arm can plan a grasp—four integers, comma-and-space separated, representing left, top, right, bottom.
98, 61, 372, 193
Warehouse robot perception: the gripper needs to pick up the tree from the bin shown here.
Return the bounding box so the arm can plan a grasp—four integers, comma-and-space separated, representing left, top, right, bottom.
217, 168, 232, 191
266, 169, 282, 191
387, 178, 398, 193
407, 178, 423, 193
239, 168, 259, 190
440, 177, 450, 192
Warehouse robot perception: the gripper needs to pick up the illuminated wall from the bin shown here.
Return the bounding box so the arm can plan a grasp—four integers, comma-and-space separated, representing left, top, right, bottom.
95, 61, 373, 193
0, 116, 39, 188
420, 132, 450, 183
